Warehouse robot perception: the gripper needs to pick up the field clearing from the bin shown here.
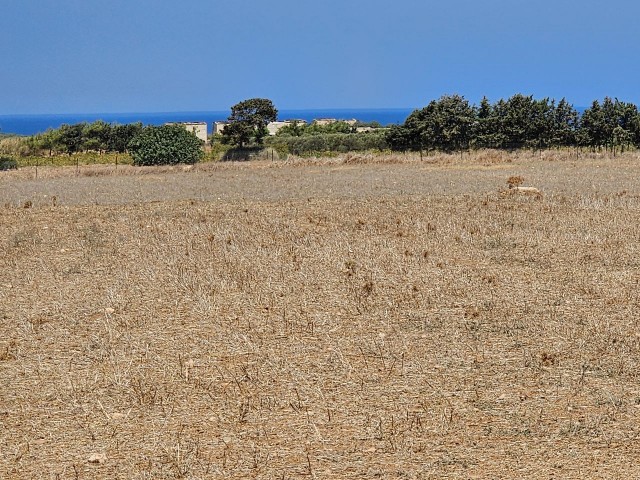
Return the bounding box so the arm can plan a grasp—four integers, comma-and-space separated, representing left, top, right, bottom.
2, 151, 640, 478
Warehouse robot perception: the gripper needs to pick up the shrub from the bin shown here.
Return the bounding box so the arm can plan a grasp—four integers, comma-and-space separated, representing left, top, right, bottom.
221, 147, 281, 162
265, 132, 388, 156
128, 124, 204, 166
0, 137, 34, 157
0, 156, 18, 171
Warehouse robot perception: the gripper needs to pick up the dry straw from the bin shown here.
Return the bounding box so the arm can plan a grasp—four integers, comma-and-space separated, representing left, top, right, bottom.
2, 150, 640, 478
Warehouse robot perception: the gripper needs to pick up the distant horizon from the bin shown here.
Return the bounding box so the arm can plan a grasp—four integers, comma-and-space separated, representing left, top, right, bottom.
0, 106, 418, 118
0, 107, 419, 136
1, 100, 601, 119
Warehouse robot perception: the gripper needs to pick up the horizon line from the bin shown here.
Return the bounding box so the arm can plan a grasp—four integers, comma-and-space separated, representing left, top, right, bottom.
0, 107, 419, 118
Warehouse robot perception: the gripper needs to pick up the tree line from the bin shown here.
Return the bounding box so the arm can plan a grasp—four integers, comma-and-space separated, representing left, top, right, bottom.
26, 121, 144, 156
4, 95, 640, 165
386, 94, 640, 153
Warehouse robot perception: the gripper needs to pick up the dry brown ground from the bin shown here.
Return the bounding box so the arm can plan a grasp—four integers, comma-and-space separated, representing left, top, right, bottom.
2, 151, 640, 479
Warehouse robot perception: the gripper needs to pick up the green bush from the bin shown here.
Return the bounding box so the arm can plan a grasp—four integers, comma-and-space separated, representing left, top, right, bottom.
266, 132, 388, 156
128, 124, 204, 166
221, 147, 281, 162
0, 156, 18, 171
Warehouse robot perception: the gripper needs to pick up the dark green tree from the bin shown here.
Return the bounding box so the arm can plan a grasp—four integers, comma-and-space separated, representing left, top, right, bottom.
473, 96, 494, 148
128, 124, 204, 166
82, 120, 112, 152
500, 94, 537, 149
578, 100, 606, 150
108, 123, 143, 153
528, 98, 555, 150
222, 98, 278, 146
551, 98, 578, 147
396, 94, 475, 152
385, 124, 420, 151
56, 123, 86, 154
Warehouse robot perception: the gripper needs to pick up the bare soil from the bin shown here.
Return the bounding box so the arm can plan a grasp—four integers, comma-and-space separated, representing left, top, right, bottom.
2, 151, 640, 478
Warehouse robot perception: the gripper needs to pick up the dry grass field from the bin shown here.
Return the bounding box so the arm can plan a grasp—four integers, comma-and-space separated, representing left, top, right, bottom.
2, 151, 640, 479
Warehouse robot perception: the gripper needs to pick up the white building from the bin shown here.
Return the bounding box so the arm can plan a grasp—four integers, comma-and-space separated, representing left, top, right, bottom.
167, 122, 208, 144
213, 122, 228, 135
266, 119, 308, 135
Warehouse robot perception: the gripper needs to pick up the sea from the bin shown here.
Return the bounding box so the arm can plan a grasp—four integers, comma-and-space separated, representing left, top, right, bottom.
0, 108, 415, 136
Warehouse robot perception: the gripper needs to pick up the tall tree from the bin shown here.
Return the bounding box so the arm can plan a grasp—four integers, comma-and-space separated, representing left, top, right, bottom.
56, 123, 85, 154
578, 100, 607, 150
399, 94, 475, 152
109, 123, 143, 153
222, 98, 278, 147
551, 98, 578, 147
82, 120, 112, 153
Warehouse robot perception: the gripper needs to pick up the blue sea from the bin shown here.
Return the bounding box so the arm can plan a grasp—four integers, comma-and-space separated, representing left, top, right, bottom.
0, 108, 415, 136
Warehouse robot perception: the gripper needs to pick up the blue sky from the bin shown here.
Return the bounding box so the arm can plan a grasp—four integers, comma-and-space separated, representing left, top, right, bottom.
1, 0, 639, 114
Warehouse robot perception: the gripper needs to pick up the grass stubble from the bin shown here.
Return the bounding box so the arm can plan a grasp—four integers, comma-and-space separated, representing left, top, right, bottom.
1, 151, 640, 478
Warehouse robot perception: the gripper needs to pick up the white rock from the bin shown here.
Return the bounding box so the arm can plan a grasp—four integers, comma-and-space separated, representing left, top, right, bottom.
88, 452, 107, 464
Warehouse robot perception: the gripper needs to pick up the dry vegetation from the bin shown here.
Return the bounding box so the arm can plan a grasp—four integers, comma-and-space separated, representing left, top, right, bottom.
2, 151, 640, 478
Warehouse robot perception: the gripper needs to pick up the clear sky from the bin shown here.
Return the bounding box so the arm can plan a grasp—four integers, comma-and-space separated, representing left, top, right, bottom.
1, 0, 639, 114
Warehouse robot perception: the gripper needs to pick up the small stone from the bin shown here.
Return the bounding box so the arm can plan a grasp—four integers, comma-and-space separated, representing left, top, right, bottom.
88, 452, 107, 464
104, 308, 115, 315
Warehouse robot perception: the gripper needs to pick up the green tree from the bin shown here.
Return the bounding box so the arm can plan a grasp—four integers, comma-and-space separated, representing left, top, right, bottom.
128, 124, 204, 166
473, 96, 494, 148
82, 120, 112, 152
551, 98, 578, 147
36, 128, 62, 155
527, 98, 556, 150
396, 94, 475, 152
222, 98, 278, 146
108, 123, 143, 153
499, 94, 537, 149
276, 120, 307, 137
578, 100, 607, 150
56, 123, 86, 154
385, 124, 419, 151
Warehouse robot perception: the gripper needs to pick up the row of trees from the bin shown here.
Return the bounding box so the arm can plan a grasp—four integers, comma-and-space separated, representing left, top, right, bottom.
219, 95, 640, 157
5, 96, 640, 166
1, 121, 204, 166
387, 94, 640, 153
27, 121, 144, 155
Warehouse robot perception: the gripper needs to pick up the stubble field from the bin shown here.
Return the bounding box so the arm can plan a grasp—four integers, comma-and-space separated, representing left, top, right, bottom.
2, 151, 640, 479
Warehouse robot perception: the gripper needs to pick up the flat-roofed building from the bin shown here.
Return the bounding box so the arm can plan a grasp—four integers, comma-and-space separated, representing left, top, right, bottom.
267, 119, 308, 135
213, 121, 228, 135
166, 122, 208, 144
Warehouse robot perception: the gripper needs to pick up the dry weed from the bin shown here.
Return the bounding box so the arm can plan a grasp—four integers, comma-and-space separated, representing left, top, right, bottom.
2, 152, 640, 478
